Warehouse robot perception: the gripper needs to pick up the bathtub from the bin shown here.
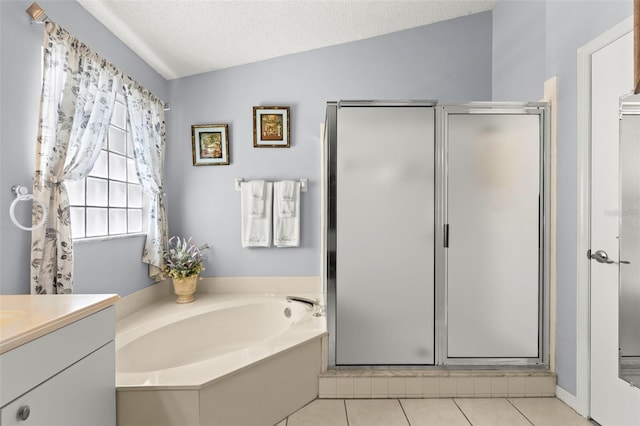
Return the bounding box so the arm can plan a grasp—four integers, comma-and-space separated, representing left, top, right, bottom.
115, 293, 327, 426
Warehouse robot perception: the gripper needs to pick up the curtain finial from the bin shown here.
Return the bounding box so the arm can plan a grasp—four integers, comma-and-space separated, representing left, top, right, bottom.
26, 2, 48, 24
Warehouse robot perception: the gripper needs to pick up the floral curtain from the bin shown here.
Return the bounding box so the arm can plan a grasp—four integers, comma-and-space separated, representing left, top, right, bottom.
123, 79, 168, 281
31, 23, 119, 294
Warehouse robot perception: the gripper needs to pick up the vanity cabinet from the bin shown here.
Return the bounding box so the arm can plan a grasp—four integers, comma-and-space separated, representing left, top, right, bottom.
0, 306, 116, 426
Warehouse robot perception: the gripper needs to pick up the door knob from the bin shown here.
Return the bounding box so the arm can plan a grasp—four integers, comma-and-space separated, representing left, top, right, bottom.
588, 249, 630, 265
589, 249, 614, 264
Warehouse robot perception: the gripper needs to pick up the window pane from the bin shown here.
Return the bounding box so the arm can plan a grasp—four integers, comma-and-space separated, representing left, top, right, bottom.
128, 184, 142, 208
127, 158, 139, 183
109, 181, 126, 207
109, 153, 127, 182
127, 133, 134, 157
66, 179, 85, 205
109, 127, 126, 155
70, 207, 85, 238
128, 209, 143, 233
86, 177, 108, 206
86, 208, 108, 237
112, 101, 126, 129
109, 208, 127, 235
89, 150, 108, 178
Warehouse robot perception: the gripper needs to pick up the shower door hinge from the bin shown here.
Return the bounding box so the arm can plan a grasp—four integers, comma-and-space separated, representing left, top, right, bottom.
444, 224, 449, 248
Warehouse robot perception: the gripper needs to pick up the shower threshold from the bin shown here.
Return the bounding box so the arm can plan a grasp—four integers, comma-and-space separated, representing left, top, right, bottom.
318, 368, 556, 399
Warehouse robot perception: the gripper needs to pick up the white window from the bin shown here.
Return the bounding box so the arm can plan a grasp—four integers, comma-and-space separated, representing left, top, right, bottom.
66, 92, 145, 239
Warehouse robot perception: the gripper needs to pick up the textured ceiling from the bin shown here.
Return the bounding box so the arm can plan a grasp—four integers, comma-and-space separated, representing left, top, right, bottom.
77, 0, 496, 80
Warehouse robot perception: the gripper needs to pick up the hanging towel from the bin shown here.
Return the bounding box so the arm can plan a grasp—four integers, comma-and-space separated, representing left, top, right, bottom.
241, 181, 272, 247
248, 180, 265, 217
278, 180, 296, 217
274, 180, 300, 247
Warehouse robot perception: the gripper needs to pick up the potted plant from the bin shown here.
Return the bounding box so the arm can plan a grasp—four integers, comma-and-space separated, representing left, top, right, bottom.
163, 236, 208, 303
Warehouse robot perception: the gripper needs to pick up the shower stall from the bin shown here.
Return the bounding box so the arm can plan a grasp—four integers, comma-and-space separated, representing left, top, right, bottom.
323, 101, 550, 368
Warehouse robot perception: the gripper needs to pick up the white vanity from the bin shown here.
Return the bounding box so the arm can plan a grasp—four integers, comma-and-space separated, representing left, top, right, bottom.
0, 294, 119, 426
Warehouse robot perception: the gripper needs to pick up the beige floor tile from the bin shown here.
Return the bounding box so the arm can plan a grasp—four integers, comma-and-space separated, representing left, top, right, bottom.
455, 398, 530, 426
401, 399, 471, 426
275, 420, 287, 426
346, 399, 410, 426
509, 398, 592, 426
287, 399, 348, 426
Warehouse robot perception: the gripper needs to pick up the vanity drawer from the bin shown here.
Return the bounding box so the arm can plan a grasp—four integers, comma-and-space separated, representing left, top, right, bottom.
0, 341, 115, 426
0, 306, 115, 407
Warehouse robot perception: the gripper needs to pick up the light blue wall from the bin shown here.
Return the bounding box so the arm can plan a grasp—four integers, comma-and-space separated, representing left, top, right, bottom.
492, 1, 546, 101
1, 5, 492, 294
165, 12, 493, 278
0, 0, 167, 295
492, 0, 633, 396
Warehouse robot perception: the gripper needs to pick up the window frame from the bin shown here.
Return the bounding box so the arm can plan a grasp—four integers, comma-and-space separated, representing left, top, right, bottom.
66, 90, 147, 241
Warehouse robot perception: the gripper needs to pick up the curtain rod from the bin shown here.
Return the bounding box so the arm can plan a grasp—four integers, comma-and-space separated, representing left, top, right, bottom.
24, 2, 170, 111
26, 2, 49, 25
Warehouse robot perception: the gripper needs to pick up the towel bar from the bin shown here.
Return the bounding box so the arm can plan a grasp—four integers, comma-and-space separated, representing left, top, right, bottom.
235, 178, 308, 192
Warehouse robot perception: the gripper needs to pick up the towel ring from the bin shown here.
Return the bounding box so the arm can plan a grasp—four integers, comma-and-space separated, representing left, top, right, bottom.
10, 186, 47, 231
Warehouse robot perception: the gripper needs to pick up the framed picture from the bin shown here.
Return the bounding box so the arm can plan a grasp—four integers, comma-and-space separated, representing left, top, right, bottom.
192, 124, 230, 166
253, 106, 290, 148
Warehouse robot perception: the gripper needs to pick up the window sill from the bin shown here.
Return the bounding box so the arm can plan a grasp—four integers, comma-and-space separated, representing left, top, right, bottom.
73, 233, 146, 244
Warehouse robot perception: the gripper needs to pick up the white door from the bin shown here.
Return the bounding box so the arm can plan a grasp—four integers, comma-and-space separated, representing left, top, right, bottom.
590, 29, 640, 426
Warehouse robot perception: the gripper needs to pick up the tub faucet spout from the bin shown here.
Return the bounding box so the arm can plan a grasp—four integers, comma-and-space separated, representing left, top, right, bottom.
286, 296, 323, 316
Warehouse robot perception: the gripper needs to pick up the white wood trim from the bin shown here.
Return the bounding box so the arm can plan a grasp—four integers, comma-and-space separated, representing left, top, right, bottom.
556, 385, 583, 416
543, 76, 558, 374
576, 15, 633, 418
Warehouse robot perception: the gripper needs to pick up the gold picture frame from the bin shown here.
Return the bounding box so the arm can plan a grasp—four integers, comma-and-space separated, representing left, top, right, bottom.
253, 106, 290, 148
192, 124, 230, 166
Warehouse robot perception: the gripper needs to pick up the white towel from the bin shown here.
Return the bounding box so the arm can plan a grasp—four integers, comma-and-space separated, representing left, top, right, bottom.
241, 181, 272, 247
278, 180, 296, 217
274, 180, 300, 247
248, 180, 265, 217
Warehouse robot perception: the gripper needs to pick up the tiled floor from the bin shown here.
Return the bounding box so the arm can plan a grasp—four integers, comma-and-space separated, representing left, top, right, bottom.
276, 397, 593, 426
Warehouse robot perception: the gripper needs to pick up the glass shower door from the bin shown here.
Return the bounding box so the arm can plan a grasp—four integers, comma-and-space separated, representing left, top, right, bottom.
335, 105, 435, 365
444, 106, 546, 362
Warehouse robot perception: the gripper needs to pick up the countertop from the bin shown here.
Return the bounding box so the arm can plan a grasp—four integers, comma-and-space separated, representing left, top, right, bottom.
0, 294, 120, 354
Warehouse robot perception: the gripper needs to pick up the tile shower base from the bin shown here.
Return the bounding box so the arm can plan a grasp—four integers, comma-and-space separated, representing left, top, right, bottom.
318, 369, 556, 399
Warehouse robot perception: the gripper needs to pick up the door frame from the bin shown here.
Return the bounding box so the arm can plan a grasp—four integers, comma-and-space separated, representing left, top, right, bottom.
576, 15, 634, 417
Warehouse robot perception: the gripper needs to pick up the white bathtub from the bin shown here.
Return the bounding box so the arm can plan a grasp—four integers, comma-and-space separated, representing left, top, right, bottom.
116, 293, 327, 426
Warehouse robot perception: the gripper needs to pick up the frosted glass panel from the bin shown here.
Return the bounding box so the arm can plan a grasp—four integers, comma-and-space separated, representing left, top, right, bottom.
109, 181, 126, 207
336, 106, 435, 365
112, 101, 126, 129
127, 158, 138, 183
86, 177, 108, 207
128, 184, 142, 208
128, 209, 143, 233
127, 134, 134, 157
65, 179, 85, 205
109, 127, 126, 154
109, 153, 127, 182
447, 113, 540, 358
70, 207, 85, 238
86, 208, 108, 237
89, 151, 108, 178
619, 113, 640, 363
109, 208, 127, 235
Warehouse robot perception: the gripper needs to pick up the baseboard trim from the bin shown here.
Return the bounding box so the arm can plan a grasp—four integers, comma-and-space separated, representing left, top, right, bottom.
556, 385, 587, 417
